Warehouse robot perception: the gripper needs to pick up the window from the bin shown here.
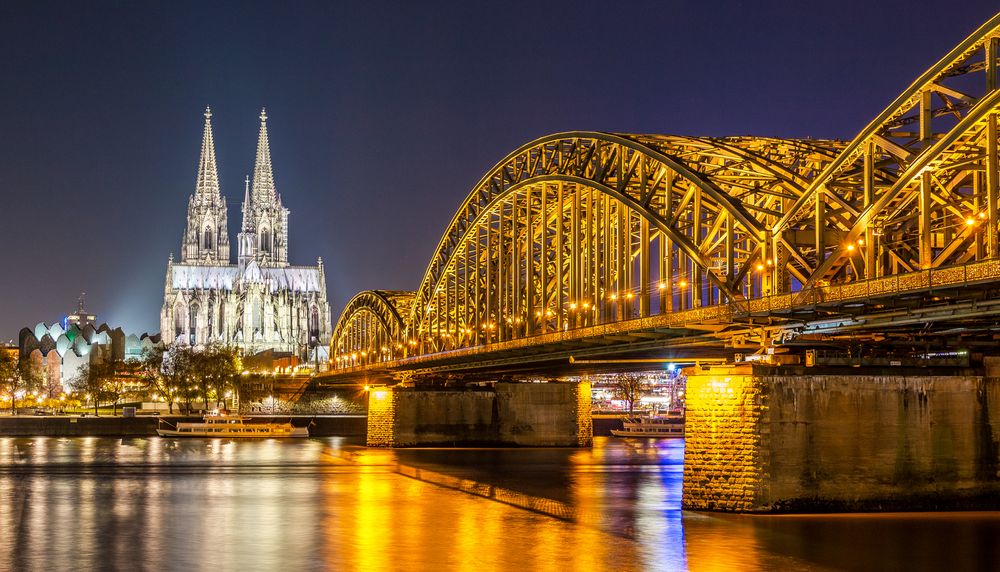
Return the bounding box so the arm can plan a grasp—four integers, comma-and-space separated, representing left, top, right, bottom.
252, 298, 263, 332
218, 301, 225, 340
174, 306, 185, 338
207, 299, 215, 339
203, 227, 213, 250
189, 304, 199, 345
309, 306, 320, 342
260, 229, 271, 253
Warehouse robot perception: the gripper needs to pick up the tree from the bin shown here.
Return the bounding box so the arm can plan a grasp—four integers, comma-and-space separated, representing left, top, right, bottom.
612, 373, 645, 417
0, 352, 42, 415
0, 351, 21, 414
139, 346, 174, 413
70, 363, 108, 416
164, 347, 197, 413
141, 345, 242, 414
195, 345, 240, 410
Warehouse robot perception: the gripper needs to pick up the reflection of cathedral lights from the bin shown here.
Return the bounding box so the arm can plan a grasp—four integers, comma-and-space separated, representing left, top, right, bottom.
162, 107, 331, 358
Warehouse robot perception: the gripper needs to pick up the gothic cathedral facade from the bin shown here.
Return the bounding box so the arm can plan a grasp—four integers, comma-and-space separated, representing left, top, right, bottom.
161, 108, 331, 357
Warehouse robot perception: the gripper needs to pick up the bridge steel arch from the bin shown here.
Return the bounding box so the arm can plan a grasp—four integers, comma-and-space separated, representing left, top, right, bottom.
402, 133, 844, 354
774, 13, 1000, 288
331, 290, 412, 367
329, 14, 1000, 367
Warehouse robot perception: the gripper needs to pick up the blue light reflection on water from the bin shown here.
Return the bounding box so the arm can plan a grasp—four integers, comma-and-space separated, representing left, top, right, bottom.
1, 436, 1000, 571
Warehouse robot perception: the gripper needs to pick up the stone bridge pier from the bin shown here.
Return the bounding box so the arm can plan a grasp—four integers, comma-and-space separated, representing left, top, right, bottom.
682, 364, 1000, 512
366, 381, 592, 447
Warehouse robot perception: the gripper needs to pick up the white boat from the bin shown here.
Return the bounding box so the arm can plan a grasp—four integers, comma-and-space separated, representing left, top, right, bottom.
611, 411, 684, 438
156, 415, 309, 438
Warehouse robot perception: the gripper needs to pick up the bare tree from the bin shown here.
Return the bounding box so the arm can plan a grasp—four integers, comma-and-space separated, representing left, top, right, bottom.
612, 373, 645, 417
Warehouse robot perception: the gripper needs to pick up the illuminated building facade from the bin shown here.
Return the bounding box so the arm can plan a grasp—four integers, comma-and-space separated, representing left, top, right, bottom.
18, 299, 162, 393
161, 108, 331, 357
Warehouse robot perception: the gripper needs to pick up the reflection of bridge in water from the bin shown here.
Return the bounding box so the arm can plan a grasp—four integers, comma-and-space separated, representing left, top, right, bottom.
323, 15, 1000, 383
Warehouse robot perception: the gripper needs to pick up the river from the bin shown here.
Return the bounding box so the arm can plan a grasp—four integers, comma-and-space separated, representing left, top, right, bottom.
1, 436, 998, 571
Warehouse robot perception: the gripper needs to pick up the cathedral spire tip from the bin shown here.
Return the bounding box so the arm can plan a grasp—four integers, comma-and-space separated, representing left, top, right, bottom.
260, 108, 267, 122
193, 106, 222, 203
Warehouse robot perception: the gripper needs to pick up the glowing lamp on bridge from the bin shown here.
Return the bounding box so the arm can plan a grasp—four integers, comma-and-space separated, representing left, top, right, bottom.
678, 280, 688, 288
569, 302, 578, 310
625, 293, 634, 300
658, 282, 666, 290
755, 264, 765, 272
610, 293, 618, 301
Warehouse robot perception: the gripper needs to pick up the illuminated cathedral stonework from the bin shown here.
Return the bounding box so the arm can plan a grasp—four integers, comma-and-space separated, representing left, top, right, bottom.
161, 108, 331, 357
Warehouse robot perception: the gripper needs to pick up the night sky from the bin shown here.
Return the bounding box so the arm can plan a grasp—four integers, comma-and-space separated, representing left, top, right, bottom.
1, 1, 998, 341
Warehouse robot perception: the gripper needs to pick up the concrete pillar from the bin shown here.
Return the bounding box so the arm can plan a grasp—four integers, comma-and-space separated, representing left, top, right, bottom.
366, 382, 593, 448
682, 365, 1000, 513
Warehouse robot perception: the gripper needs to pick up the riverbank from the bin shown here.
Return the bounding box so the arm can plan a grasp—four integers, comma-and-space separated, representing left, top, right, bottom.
0, 415, 367, 437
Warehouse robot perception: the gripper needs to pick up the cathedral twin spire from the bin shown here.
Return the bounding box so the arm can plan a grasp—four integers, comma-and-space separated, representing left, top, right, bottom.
194, 107, 221, 203
251, 109, 278, 205
180, 107, 229, 264
181, 106, 289, 268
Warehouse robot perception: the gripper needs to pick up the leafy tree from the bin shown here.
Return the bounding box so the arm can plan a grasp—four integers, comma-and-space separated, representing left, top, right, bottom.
0, 352, 44, 415
165, 347, 198, 413
194, 345, 241, 410
0, 351, 22, 414
137, 345, 242, 414
20, 359, 48, 400
612, 373, 645, 417
139, 346, 177, 413
70, 363, 109, 416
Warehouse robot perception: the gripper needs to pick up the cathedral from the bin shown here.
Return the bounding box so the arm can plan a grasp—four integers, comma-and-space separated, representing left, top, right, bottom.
161, 108, 331, 358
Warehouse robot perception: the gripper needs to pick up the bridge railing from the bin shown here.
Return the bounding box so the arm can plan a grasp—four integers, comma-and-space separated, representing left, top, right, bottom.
330, 258, 1000, 373
743, 258, 1000, 315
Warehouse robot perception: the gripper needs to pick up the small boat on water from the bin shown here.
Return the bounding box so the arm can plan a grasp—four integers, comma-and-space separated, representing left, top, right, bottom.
611, 411, 684, 438
156, 415, 309, 438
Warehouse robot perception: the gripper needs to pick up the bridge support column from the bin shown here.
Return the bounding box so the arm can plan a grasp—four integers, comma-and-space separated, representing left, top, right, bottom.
682, 364, 1000, 513
366, 381, 593, 448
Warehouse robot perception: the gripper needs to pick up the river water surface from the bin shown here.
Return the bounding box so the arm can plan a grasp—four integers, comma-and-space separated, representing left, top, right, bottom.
1, 436, 998, 571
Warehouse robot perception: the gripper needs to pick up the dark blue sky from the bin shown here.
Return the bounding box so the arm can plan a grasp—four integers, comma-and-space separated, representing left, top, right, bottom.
1, 1, 997, 340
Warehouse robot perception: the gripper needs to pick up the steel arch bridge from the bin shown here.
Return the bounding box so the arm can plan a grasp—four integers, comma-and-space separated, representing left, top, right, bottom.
330, 14, 1000, 374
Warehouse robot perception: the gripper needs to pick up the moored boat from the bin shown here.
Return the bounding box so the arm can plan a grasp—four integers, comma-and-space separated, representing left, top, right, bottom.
156, 415, 309, 438
611, 411, 684, 438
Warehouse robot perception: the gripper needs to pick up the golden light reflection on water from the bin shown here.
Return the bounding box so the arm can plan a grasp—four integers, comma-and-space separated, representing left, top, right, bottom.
1, 436, 999, 571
